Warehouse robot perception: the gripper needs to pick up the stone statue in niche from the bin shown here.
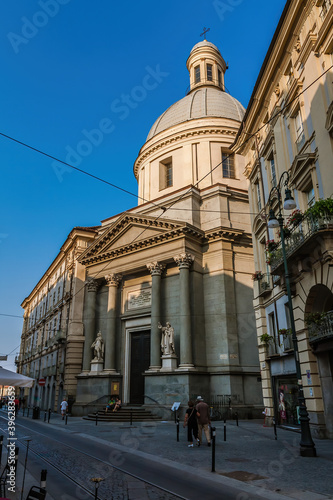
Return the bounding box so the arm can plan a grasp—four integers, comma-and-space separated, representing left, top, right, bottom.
91, 331, 105, 361
158, 322, 175, 355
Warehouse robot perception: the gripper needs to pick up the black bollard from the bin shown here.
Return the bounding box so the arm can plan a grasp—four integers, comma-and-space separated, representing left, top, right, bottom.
0, 435, 3, 467
273, 417, 277, 440
130, 411, 133, 426
235, 412, 239, 426
176, 416, 179, 442
22, 407, 25, 417
65, 413, 68, 425
48, 409, 51, 423
40, 469, 47, 492
27, 406, 30, 418
211, 426, 216, 472
44, 411, 47, 422
224, 419, 226, 441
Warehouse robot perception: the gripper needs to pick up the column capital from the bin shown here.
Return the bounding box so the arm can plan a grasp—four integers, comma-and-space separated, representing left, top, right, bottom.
146, 262, 165, 276
85, 278, 99, 292
173, 253, 194, 269
105, 274, 122, 287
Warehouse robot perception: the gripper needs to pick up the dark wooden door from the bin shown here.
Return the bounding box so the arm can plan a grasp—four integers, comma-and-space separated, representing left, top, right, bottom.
130, 330, 150, 404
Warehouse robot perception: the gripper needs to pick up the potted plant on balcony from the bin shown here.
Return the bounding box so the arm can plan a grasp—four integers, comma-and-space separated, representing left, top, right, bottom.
260, 333, 273, 346
287, 209, 303, 227
266, 239, 278, 252
305, 198, 333, 226
278, 226, 291, 239
278, 328, 292, 338
252, 271, 264, 281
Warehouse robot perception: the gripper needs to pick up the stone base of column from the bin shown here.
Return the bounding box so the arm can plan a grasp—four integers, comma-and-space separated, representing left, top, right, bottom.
102, 369, 120, 375
78, 369, 91, 377
146, 365, 161, 372
176, 364, 196, 371
90, 360, 104, 374
160, 354, 177, 372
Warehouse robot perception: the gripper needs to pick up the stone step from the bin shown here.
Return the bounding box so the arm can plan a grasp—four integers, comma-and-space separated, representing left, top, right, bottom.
82, 406, 161, 422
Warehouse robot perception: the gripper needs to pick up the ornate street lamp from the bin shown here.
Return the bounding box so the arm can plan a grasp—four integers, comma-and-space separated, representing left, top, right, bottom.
267, 171, 316, 457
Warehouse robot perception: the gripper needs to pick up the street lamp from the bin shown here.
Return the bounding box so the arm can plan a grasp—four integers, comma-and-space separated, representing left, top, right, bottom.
267, 171, 316, 457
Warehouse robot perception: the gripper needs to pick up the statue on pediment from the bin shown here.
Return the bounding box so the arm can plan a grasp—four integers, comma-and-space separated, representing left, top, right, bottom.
158, 322, 175, 355
91, 331, 105, 361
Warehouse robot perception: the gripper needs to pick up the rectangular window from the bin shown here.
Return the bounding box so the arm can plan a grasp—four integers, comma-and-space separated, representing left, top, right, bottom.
194, 65, 201, 84
207, 64, 213, 81
256, 182, 262, 211
218, 69, 222, 87
159, 157, 173, 190
222, 152, 235, 178
270, 158, 276, 187
306, 186, 315, 207
294, 109, 305, 152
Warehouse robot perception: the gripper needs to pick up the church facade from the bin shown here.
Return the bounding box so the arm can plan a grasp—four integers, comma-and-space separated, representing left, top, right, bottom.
18, 40, 262, 417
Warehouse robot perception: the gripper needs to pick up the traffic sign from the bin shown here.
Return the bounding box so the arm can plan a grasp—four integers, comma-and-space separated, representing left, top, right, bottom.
38, 378, 46, 386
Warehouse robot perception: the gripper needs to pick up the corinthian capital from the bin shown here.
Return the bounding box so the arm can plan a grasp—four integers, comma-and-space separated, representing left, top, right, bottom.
105, 274, 122, 287
146, 262, 165, 276
173, 253, 194, 269
86, 278, 99, 292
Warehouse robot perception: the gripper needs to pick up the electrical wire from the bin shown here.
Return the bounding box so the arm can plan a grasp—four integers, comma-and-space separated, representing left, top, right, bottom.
3, 64, 332, 342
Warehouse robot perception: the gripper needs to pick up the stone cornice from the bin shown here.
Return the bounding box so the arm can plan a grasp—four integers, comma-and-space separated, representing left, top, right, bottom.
81, 225, 205, 266
134, 127, 237, 177
205, 226, 245, 241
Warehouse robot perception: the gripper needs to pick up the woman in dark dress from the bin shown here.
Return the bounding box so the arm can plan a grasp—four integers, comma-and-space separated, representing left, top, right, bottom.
183, 400, 200, 447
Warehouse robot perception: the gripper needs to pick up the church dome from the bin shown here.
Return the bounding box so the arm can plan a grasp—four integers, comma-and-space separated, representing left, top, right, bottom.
190, 40, 221, 54
147, 87, 245, 140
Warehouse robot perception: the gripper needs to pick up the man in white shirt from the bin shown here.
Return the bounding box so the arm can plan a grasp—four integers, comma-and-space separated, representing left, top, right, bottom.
60, 398, 68, 420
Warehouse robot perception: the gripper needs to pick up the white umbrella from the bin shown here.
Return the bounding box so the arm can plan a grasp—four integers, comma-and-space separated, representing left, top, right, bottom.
0, 366, 34, 388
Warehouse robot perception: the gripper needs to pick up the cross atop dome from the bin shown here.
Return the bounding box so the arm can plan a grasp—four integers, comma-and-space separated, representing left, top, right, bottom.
200, 27, 210, 40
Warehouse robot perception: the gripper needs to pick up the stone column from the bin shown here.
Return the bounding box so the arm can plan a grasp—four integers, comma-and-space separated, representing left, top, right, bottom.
147, 262, 165, 371
82, 278, 99, 372
174, 253, 195, 369
104, 274, 122, 373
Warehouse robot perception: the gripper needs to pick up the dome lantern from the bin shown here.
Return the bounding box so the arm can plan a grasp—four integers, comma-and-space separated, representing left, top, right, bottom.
186, 40, 227, 94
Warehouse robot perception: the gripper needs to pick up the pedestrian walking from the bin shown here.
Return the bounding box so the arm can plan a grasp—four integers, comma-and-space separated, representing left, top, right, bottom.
196, 396, 211, 446
60, 397, 68, 420
183, 401, 200, 447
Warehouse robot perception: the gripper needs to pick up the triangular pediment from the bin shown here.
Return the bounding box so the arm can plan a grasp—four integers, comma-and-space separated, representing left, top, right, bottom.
79, 213, 203, 265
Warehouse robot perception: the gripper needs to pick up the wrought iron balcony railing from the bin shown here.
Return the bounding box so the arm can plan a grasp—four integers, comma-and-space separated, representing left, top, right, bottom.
307, 310, 333, 344
269, 214, 333, 271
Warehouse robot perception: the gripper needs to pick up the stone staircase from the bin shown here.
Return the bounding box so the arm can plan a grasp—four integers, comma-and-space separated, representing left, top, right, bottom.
82, 405, 162, 422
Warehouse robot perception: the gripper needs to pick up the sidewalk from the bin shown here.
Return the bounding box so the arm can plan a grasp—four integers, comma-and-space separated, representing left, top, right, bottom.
29, 412, 333, 500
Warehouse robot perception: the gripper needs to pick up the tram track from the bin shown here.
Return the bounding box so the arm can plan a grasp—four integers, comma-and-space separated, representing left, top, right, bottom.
0, 415, 187, 500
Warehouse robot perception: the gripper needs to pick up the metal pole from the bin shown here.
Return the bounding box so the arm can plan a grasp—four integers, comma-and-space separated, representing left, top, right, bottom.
211, 426, 216, 472
130, 411, 132, 426
235, 412, 238, 426
44, 411, 47, 422
278, 213, 316, 457
14, 447, 19, 473
224, 420, 226, 441
20, 439, 31, 500
273, 417, 277, 440
176, 416, 179, 442
40, 469, 47, 491
65, 413, 68, 425
48, 408, 51, 423
0, 435, 3, 467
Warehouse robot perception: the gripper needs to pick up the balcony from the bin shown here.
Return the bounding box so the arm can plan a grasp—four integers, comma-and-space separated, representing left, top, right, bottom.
269, 214, 333, 276
54, 330, 66, 343
307, 311, 333, 344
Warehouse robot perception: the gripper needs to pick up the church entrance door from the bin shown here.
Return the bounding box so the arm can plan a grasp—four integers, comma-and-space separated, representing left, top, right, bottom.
130, 330, 150, 404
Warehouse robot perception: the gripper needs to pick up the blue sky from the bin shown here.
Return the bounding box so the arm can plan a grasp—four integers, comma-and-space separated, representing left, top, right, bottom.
0, 0, 287, 371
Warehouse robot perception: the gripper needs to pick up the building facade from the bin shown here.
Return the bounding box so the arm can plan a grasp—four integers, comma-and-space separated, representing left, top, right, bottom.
233, 0, 333, 438
17, 227, 97, 411
18, 40, 263, 417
